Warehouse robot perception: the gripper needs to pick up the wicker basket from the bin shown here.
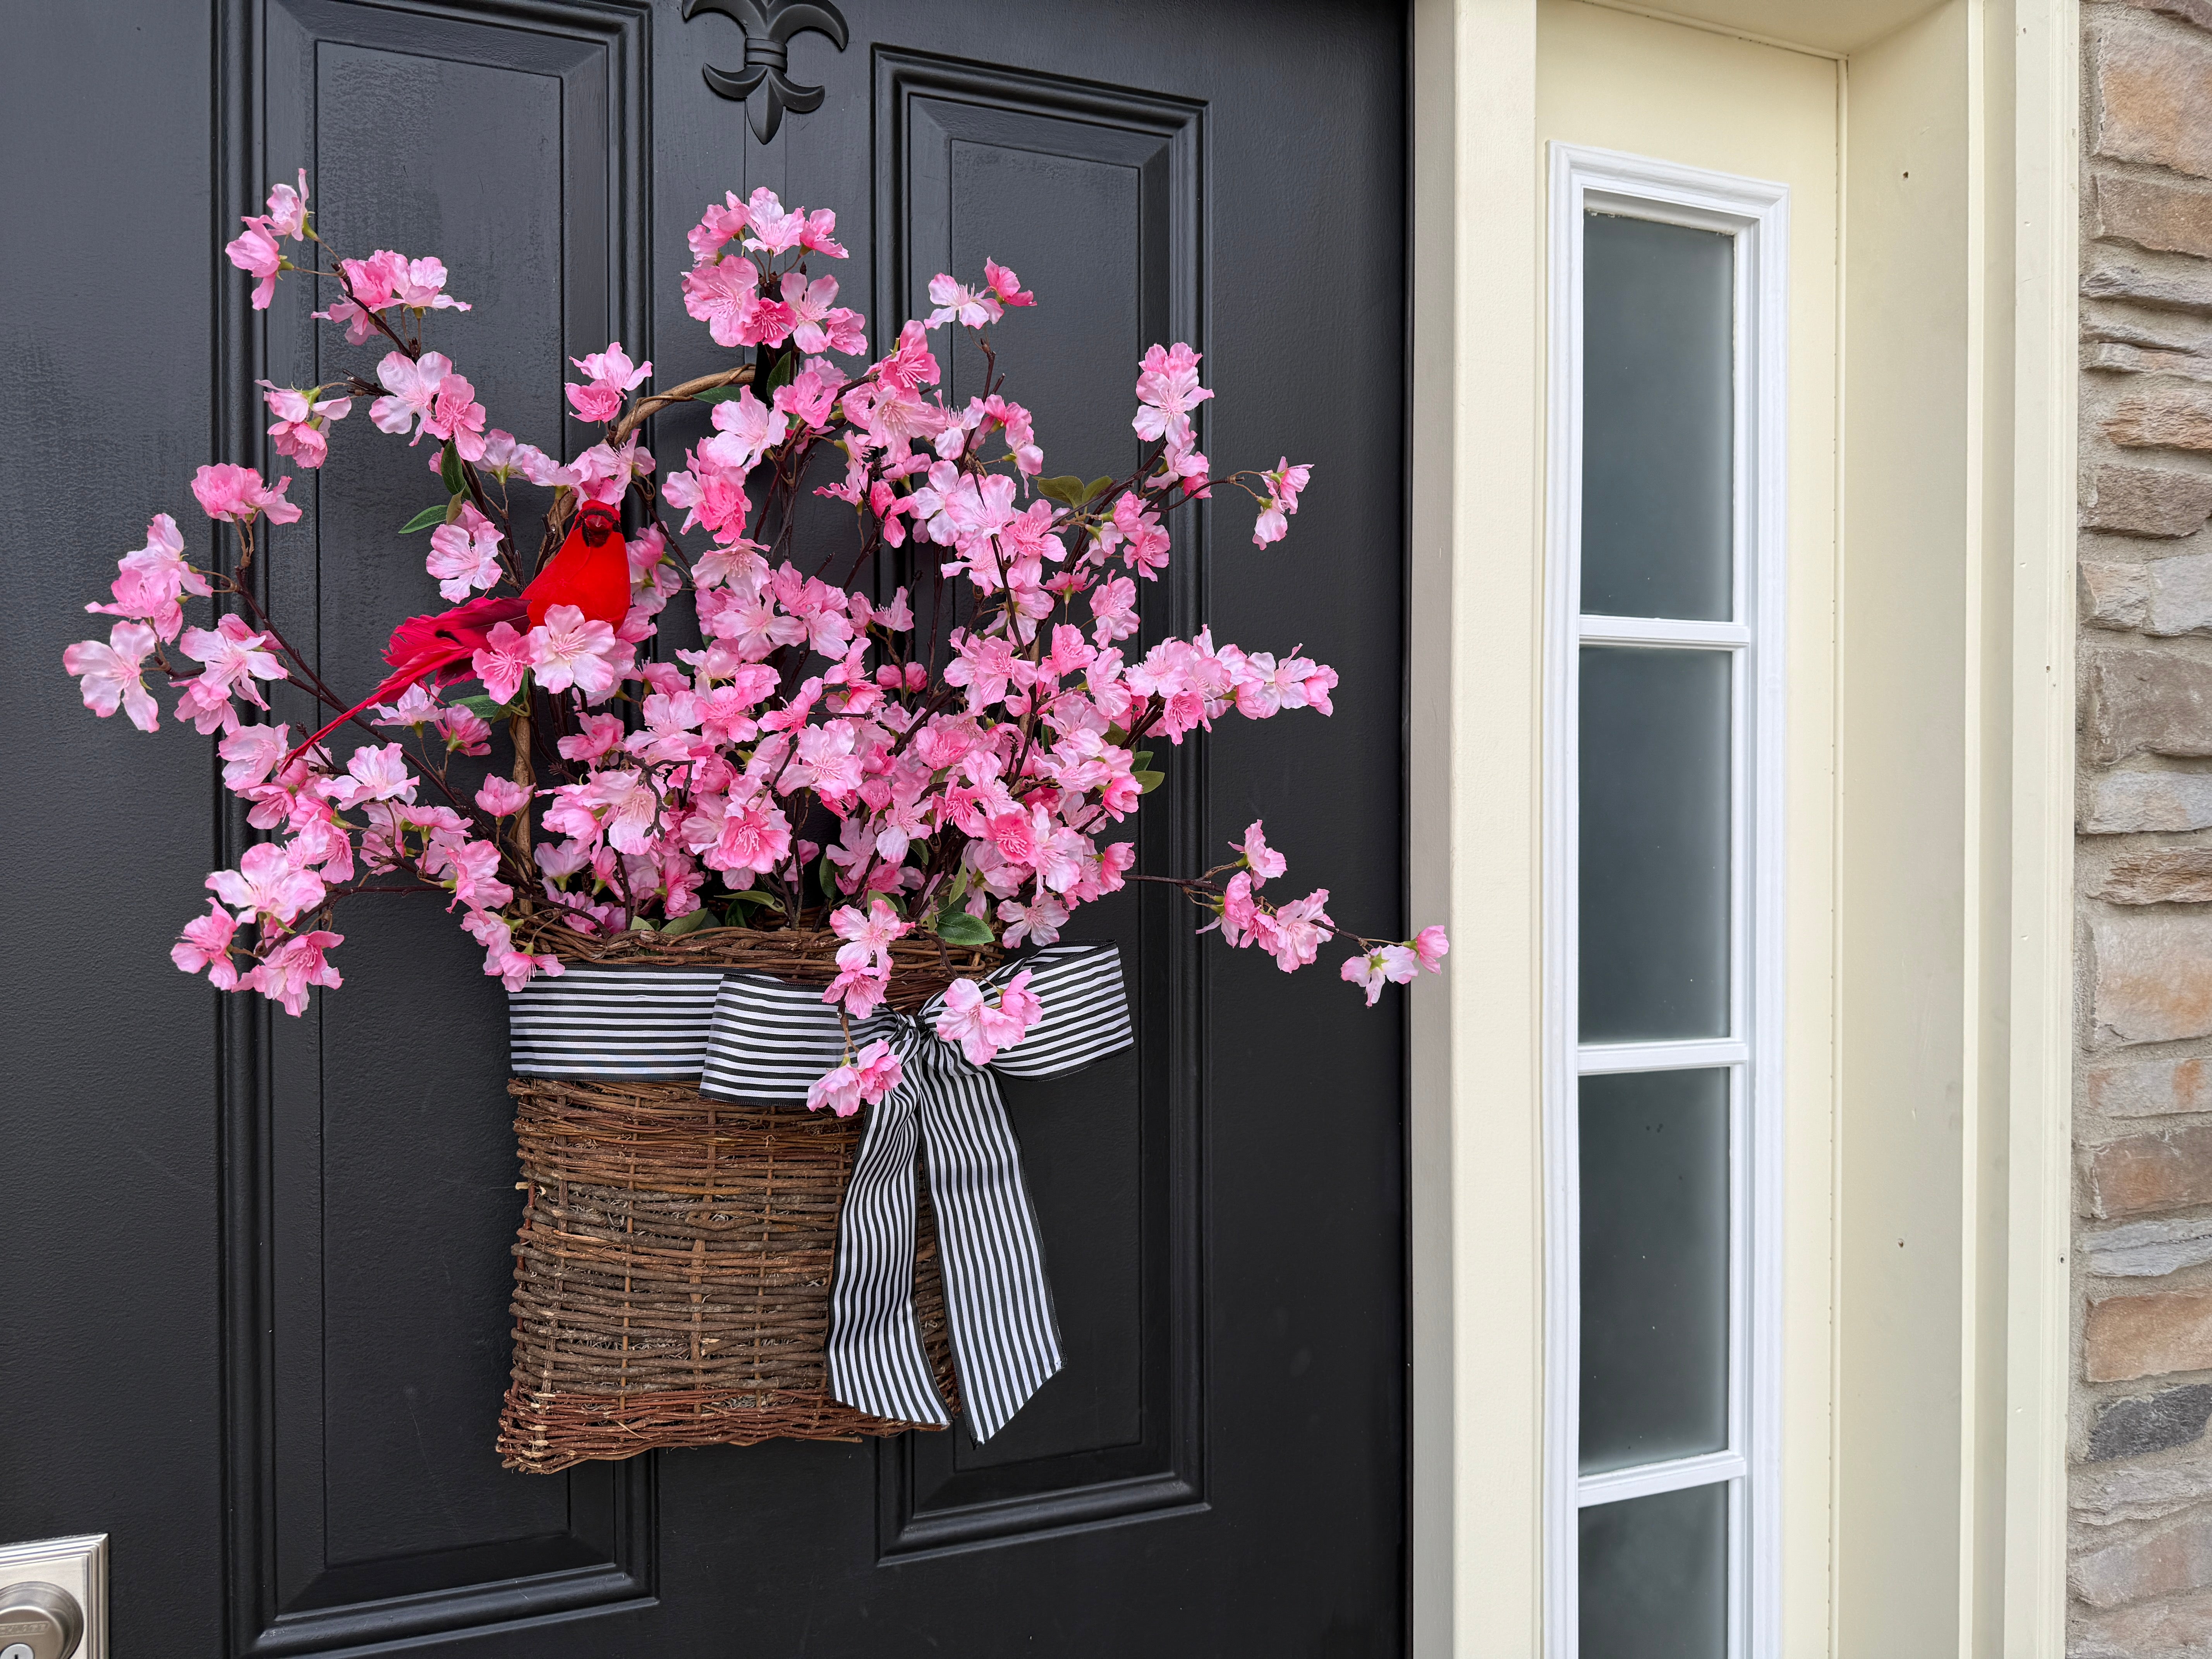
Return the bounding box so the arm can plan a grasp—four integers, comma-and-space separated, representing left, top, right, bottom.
496, 922, 996, 1474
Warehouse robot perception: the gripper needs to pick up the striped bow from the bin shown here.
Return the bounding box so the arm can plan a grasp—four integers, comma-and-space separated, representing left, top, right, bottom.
697, 942, 1132, 1441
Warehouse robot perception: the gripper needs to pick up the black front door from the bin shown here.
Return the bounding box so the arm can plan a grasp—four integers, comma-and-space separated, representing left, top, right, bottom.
5, 3, 1408, 1652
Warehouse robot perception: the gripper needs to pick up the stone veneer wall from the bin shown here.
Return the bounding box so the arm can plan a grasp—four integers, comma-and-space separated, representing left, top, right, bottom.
2072, 3, 2212, 1652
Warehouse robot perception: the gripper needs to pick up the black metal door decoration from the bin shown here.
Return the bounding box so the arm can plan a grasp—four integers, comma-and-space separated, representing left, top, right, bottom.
682, 0, 850, 142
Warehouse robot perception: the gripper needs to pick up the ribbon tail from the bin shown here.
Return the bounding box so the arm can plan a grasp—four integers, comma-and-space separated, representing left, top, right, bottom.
918, 1057, 1064, 1444
826, 1072, 950, 1427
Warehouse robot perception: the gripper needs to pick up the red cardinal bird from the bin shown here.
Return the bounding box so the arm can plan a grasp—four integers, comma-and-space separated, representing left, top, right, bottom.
524, 499, 630, 629
289, 501, 631, 761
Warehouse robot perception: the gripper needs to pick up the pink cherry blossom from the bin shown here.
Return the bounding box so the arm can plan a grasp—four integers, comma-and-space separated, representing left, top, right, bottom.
208, 842, 327, 926
557, 711, 625, 762
830, 896, 910, 960
688, 792, 791, 874
807, 1057, 866, 1117
369, 351, 434, 440
1238, 820, 1286, 883
426, 502, 504, 600
738, 187, 808, 254
423, 368, 488, 461
933, 978, 998, 1066
320, 742, 417, 808
1414, 925, 1450, 973
994, 970, 1044, 1042
823, 951, 890, 1019
257, 381, 350, 469
1255, 888, 1333, 973
998, 894, 1068, 948
225, 216, 283, 309
178, 613, 285, 706
172, 900, 242, 989
566, 340, 652, 422
472, 621, 533, 704
1340, 944, 1418, 1006
852, 1039, 903, 1099
245, 929, 343, 1016
88, 513, 211, 641
688, 193, 750, 264
191, 463, 301, 525
479, 429, 562, 486
567, 434, 654, 506
781, 271, 866, 355
1133, 342, 1212, 450
926, 272, 1002, 331
63, 620, 161, 732
265, 170, 310, 239
984, 259, 1035, 310
390, 254, 468, 311
932, 971, 1044, 1068
797, 207, 847, 256
704, 386, 788, 472
681, 255, 761, 348
476, 776, 532, 817
527, 605, 627, 701
218, 723, 290, 790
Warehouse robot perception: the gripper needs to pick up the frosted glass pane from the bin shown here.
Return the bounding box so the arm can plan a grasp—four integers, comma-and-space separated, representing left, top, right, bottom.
1582, 211, 1734, 622
1578, 646, 1731, 1042
1579, 1068, 1729, 1473
1579, 1483, 1728, 1659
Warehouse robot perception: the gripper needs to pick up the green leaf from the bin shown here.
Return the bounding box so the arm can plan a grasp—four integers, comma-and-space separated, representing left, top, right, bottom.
693, 383, 753, 405
439, 441, 463, 495
946, 864, 971, 905
1131, 750, 1154, 771
862, 890, 906, 917
1037, 475, 1088, 507
1083, 476, 1116, 505
934, 910, 996, 948
398, 503, 449, 534
453, 692, 508, 720
764, 352, 799, 395
659, 907, 711, 937
1133, 769, 1166, 794
817, 855, 840, 902
723, 888, 781, 910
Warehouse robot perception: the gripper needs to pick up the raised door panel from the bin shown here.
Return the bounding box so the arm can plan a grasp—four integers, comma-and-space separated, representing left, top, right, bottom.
870, 50, 1208, 1559
228, 2, 651, 1651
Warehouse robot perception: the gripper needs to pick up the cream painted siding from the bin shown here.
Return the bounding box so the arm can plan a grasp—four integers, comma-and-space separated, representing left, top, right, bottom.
1407, 2, 2078, 1652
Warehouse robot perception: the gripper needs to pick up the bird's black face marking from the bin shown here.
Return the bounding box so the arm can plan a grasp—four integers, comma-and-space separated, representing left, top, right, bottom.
579, 505, 619, 547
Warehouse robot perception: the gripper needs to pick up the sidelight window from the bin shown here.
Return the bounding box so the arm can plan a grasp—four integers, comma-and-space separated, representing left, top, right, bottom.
1543, 145, 1788, 1659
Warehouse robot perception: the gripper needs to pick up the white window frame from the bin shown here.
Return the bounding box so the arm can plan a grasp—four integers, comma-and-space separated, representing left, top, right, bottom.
1542, 142, 1789, 1659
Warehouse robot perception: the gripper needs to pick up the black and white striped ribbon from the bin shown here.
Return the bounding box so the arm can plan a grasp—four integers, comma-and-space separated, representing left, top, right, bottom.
507, 965, 725, 1077
699, 942, 1132, 1441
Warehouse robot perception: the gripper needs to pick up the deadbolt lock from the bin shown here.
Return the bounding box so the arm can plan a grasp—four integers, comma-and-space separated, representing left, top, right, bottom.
0, 1582, 84, 1659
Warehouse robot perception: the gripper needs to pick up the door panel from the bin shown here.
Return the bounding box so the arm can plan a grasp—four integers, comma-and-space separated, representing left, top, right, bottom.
5, 3, 1407, 1653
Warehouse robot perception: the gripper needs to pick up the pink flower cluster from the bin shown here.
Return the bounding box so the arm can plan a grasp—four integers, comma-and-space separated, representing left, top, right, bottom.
71, 175, 1448, 1077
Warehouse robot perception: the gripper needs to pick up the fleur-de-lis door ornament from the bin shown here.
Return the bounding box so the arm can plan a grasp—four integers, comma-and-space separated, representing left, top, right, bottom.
682, 0, 851, 144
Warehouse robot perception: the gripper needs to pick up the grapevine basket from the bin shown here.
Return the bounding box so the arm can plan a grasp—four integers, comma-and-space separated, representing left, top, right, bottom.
495, 920, 998, 1474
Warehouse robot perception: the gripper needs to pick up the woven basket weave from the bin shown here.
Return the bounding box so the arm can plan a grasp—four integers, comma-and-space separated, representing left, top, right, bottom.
496, 923, 995, 1474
